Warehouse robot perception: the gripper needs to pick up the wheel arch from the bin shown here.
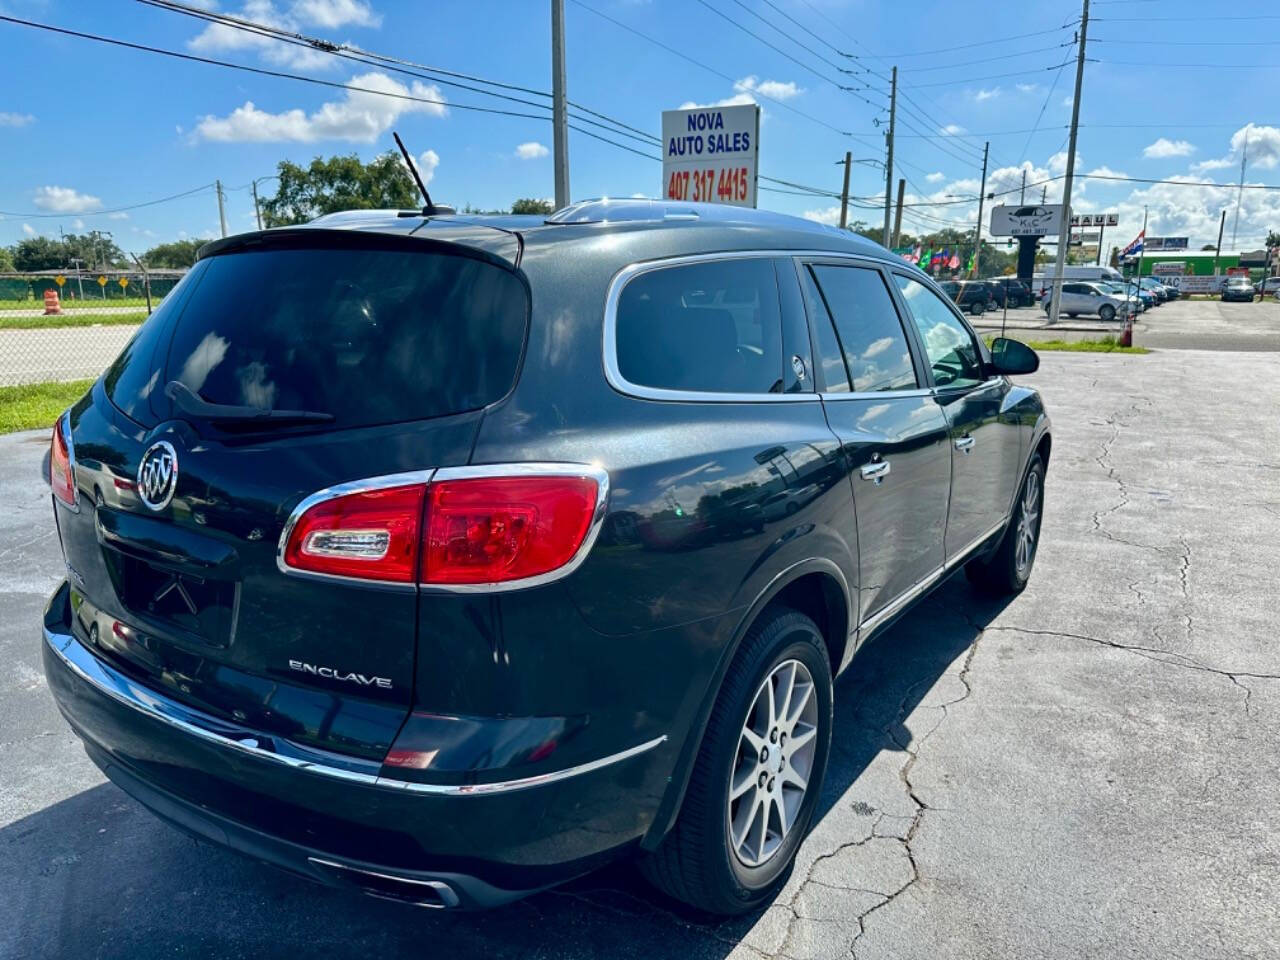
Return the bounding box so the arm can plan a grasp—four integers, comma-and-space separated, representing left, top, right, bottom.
639, 558, 852, 851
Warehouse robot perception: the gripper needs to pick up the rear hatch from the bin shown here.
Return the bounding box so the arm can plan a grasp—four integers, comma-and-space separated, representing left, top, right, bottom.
54, 229, 528, 760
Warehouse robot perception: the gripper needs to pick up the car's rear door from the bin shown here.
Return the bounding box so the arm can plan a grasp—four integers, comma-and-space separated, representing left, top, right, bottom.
889, 271, 1023, 560
54, 231, 530, 760
797, 258, 951, 626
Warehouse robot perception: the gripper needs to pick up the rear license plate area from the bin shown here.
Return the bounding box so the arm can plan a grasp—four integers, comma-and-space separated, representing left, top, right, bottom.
110, 550, 237, 648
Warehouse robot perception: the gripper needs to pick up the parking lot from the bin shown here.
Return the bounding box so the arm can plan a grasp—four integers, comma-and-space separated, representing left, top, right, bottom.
3, 328, 1279, 958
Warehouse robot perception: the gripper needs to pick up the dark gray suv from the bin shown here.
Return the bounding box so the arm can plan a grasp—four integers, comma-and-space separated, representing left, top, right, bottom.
42, 199, 1050, 915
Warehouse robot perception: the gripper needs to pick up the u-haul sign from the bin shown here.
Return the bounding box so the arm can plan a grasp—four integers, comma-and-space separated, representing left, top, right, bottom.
662, 104, 760, 208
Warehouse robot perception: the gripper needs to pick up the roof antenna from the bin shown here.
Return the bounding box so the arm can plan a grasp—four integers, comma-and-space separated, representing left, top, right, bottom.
393, 130, 440, 216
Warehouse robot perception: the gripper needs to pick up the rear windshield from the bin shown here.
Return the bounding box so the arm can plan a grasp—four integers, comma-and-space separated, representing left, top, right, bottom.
113, 242, 528, 430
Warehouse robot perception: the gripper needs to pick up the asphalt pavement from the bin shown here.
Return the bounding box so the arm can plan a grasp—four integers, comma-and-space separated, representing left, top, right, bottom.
2, 349, 1279, 959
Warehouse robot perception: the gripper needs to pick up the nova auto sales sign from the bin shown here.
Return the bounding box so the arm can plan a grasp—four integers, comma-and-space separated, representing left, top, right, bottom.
662, 103, 760, 208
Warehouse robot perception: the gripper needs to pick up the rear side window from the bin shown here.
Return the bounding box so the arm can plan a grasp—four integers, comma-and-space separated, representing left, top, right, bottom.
160, 245, 528, 429
807, 265, 918, 393
615, 258, 784, 394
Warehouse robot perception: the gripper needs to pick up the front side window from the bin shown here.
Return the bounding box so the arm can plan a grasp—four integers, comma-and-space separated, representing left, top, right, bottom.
615, 258, 783, 394
808, 265, 917, 393
893, 274, 985, 389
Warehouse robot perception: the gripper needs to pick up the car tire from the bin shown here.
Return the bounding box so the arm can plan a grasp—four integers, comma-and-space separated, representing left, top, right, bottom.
970, 302, 985, 317
1099, 304, 1116, 322
638, 606, 833, 915
966, 453, 1045, 596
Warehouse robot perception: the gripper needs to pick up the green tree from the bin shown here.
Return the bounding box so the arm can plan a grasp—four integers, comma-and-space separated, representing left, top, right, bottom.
0, 246, 14, 272
11, 233, 125, 272
511, 198, 554, 215
1266, 230, 1280, 249
260, 152, 420, 226
142, 239, 205, 269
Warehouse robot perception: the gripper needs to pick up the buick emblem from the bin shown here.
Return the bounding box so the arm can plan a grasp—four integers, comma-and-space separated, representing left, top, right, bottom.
137, 441, 178, 511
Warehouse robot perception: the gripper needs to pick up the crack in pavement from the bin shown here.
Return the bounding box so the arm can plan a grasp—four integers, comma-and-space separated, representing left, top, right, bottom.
846, 615, 986, 958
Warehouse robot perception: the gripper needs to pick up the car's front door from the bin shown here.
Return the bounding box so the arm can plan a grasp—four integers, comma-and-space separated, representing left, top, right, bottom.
798, 259, 951, 626
891, 272, 1024, 561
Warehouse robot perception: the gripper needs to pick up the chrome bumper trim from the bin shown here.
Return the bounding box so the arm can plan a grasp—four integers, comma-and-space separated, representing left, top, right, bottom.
44, 622, 666, 796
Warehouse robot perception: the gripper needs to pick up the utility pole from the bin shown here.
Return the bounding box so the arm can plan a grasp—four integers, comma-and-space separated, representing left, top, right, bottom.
551, 0, 571, 209
892, 178, 906, 249
216, 179, 228, 238
1048, 0, 1089, 326
1096, 220, 1105, 266
839, 152, 852, 230
882, 65, 897, 247
1213, 208, 1227, 276
251, 180, 263, 230
972, 142, 989, 278
1041, 185, 1048, 204
1020, 169, 1027, 204
1231, 124, 1249, 250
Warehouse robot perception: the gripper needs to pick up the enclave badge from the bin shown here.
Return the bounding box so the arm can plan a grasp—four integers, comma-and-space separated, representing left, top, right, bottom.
137, 441, 179, 511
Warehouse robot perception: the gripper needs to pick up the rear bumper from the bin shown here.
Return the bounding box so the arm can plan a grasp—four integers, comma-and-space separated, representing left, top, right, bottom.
41, 581, 670, 907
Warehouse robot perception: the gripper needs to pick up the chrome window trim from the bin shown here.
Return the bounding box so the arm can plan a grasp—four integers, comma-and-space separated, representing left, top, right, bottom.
276, 469, 438, 592
855, 518, 1007, 640
602, 249, 900, 404
421, 462, 611, 595
276, 462, 610, 595
817, 387, 935, 402
44, 621, 665, 796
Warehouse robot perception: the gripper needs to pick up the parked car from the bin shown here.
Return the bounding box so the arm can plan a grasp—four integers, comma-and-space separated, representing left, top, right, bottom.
939, 279, 998, 316
1099, 281, 1152, 312
987, 276, 1035, 308
1138, 277, 1171, 303
1221, 276, 1257, 302
1257, 276, 1280, 299
40, 200, 1051, 916
1043, 280, 1137, 321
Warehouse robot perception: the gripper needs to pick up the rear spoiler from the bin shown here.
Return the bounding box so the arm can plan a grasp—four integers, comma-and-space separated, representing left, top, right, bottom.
197, 222, 525, 272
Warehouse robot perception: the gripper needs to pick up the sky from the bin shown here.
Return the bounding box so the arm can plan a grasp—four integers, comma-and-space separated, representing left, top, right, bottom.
1, 0, 1278, 255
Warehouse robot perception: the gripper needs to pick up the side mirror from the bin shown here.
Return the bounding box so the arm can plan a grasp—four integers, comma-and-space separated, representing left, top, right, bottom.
989, 336, 1039, 375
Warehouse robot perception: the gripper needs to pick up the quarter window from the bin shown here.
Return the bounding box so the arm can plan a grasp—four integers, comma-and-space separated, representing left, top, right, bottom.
615, 258, 784, 394
807, 265, 917, 393
893, 275, 985, 389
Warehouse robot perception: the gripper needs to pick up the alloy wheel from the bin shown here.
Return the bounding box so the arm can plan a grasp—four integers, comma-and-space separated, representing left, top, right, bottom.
727, 659, 819, 868
1015, 470, 1040, 575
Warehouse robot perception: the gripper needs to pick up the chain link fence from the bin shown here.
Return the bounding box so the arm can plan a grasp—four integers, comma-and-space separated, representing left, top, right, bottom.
0, 270, 185, 387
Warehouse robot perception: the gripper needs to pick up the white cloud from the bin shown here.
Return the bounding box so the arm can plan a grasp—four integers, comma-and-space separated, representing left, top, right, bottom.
1143, 138, 1195, 159
678, 93, 757, 110
1085, 166, 1128, 180
292, 0, 380, 29
974, 87, 1000, 102
1015, 83, 1040, 94
188, 0, 380, 70
32, 186, 102, 214
22, 223, 36, 236
1047, 150, 1077, 176
801, 205, 842, 226
939, 124, 965, 136
1232, 123, 1280, 170
194, 71, 447, 142
0, 112, 34, 127
1061, 95, 1074, 108
413, 149, 439, 187
515, 141, 549, 160
72, 218, 85, 230
734, 75, 802, 101
107, 212, 129, 220
1191, 157, 1234, 172
925, 171, 945, 183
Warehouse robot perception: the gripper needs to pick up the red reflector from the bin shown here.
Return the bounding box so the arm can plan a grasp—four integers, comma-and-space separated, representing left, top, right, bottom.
423, 475, 600, 585
282, 484, 425, 583
50, 415, 77, 508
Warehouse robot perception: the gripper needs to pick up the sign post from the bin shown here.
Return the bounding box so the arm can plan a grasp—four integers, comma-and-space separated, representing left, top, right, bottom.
662, 104, 760, 208
96, 275, 107, 300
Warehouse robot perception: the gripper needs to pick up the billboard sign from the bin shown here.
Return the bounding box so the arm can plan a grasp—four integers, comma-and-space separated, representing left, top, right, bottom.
1152, 261, 1185, 276
1146, 237, 1189, 251
1071, 231, 1102, 244
990, 204, 1064, 237
1070, 212, 1119, 227
662, 104, 760, 208
1165, 275, 1223, 293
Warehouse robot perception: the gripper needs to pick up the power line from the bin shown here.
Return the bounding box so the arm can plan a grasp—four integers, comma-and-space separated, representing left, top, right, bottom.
0, 183, 216, 219
1091, 36, 1280, 45
721, 0, 860, 81
905, 61, 1076, 90
861, 24, 1079, 59
568, 0, 880, 146
756, 0, 851, 60
1100, 59, 1280, 69
1018, 58, 1070, 165
897, 42, 1074, 74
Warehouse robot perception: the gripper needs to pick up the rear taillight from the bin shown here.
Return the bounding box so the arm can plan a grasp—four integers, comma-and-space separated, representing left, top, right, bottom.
50, 413, 77, 509
278, 466, 606, 589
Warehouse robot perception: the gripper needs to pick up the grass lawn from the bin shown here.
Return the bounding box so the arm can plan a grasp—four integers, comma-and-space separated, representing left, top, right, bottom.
0, 312, 146, 330
987, 334, 1150, 354
0, 379, 93, 434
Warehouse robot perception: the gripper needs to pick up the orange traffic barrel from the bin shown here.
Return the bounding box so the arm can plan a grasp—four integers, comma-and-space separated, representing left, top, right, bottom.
42, 289, 63, 315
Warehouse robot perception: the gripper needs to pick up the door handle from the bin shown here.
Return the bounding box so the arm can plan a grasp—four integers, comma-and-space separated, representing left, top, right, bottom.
860, 460, 891, 483
954, 435, 975, 453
